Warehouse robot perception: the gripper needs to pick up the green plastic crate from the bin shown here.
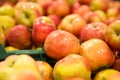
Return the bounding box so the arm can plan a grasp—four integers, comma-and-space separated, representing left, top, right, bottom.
0, 43, 56, 67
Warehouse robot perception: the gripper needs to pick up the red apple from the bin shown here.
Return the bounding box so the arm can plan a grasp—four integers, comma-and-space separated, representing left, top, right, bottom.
104, 20, 120, 51
15, 2, 44, 28
80, 22, 108, 42
79, 0, 92, 5
6, 24, 32, 50
47, 14, 61, 27
32, 16, 56, 46
47, 0, 70, 17
72, 4, 91, 17
58, 14, 86, 37
36, 0, 53, 15
53, 54, 91, 80
80, 39, 115, 73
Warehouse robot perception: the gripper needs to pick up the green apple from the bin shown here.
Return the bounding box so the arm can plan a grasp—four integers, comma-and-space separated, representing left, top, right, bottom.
15, 2, 43, 28
104, 20, 120, 50
0, 54, 43, 80
0, 5, 15, 18
93, 69, 120, 80
0, 15, 15, 35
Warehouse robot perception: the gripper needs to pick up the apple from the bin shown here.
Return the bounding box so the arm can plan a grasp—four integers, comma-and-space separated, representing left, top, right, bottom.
0, 54, 43, 80
44, 30, 81, 60
83, 11, 103, 23
94, 10, 107, 23
0, 5, 15, 18
5, 46, 19, 52
90, 0, 109, 11
36, 61, 53, 80
32, 16, 56, 46
47, 0, 70, 17
36, 0, 53, 15
0, 27, 6, 46
80, 39, 115, 74
72, 4, 91, 17
47, 14, 61, 27
104, 20, 120, 51
53, 54, 91, 80
15, 2, 44, 28
58, 14, 86, 37
65, 0, 78, 7
93, 69, 120, 80
6, 24, 32, 50
0, 15, 15, 35
112, 58, 120, 71
80, 22, 108, 42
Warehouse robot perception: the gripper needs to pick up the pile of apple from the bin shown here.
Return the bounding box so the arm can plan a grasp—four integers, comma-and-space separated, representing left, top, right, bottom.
0, 0, 120, 80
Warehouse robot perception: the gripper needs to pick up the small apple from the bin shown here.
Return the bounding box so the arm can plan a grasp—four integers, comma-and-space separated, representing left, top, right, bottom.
80, 22, 108, 42
90, 0, 109, 11
0, 5, 15, 18
0, 15, 15, 35
47, 14, 61, 27
58, 14, 86, 37
80, 39, 115, 73
65, 0, 78, 7
5, 46, 19, 52
93, 69, 120, 80
32, 16, 56, 46
36, 61, 53, 80
47, 0, 70, 17
6, 24, 32, 50
104, 20, 120, 51
79, 0, 92, 5
15, 2, 44, 28
53, 54, 91, 80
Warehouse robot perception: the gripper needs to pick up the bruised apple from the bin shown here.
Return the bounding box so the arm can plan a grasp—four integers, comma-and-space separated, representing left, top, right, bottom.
80, 39, 115, 73
36, 61, 53, 80
53, 54, 91, 80
44, 30, 81, 60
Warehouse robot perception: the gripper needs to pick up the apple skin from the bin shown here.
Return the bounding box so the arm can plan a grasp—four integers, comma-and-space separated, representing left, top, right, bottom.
104, 20, 120, 51
93, 69, 120, 80
15, 2, 43, 28
0, 54, 42, 80
80, 39, 115, 73
36, 61, 53, 80
0, 5, 15, 18
58, 14, 86, 37
105, 72, 120, 80
6, 24, 32, 50
47, 0, 70, 17
0, 15, 15, 35
32, 16, 56, 46
80, 22, 108, 42
53, 54, 91, 80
